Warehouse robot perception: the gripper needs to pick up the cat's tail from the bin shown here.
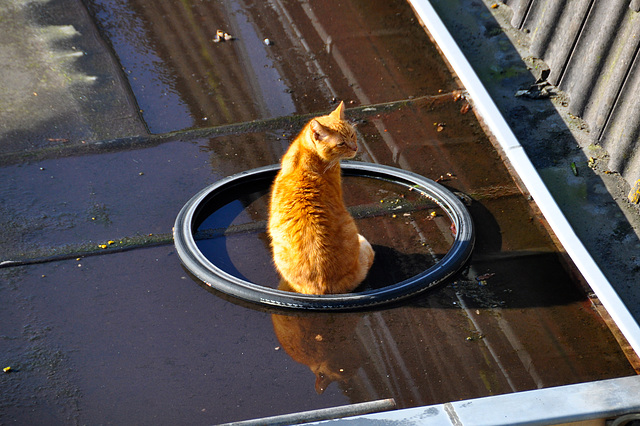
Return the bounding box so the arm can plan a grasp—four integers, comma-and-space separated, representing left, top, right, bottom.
354, 234, 375, 285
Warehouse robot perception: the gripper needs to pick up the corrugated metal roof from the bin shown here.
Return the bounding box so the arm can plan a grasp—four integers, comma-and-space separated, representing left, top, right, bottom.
502, 0, 640, 187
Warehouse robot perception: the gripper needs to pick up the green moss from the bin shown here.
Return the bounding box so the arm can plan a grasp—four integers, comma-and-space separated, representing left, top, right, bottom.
1, 232, 174, 268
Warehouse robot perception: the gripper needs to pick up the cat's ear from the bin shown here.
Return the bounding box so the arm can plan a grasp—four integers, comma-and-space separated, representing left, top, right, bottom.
330, 101, 345, 120
310, 119, 331, 142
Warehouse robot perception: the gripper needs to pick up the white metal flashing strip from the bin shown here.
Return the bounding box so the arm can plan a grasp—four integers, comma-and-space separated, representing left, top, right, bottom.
312, 375, 640, 425
408, 0, 640, 356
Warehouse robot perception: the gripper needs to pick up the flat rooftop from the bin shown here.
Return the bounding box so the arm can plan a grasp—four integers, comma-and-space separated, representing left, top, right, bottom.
0, 0, 638, 424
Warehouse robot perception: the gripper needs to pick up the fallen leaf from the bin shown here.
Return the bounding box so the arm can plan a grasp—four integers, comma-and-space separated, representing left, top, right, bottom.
476, 273, 496, 281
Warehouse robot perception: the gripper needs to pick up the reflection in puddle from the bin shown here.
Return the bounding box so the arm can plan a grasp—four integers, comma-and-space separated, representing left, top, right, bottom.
271, 279, 636, 406
87, 0, 296, 133
87, 0, 193, 132
226, 0, 296, 118
272, 312, 364, 394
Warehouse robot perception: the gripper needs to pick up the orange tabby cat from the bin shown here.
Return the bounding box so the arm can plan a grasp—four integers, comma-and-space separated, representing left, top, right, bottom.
268, 102, 375, 294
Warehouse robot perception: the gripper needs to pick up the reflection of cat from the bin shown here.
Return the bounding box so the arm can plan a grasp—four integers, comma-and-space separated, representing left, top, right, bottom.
271, 301, 364, 394
268, 102, 374, 294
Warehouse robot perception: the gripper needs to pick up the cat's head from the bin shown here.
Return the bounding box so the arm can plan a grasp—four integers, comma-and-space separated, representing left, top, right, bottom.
308, 101, 358, 162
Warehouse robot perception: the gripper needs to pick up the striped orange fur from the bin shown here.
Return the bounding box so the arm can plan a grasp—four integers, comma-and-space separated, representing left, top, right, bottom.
268, 102, 374, 294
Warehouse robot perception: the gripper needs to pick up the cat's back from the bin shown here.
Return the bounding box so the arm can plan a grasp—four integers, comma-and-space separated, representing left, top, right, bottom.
270, 146, 344, 227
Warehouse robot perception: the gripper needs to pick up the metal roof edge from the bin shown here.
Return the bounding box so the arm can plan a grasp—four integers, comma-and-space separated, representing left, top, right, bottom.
311, 375, 640, 425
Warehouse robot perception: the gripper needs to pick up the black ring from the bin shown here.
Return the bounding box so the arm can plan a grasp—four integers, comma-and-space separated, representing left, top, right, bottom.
174, 161, 474, 310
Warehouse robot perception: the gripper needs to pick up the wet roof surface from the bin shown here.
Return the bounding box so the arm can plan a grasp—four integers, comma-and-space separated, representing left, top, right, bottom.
0, 0, 637, 424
